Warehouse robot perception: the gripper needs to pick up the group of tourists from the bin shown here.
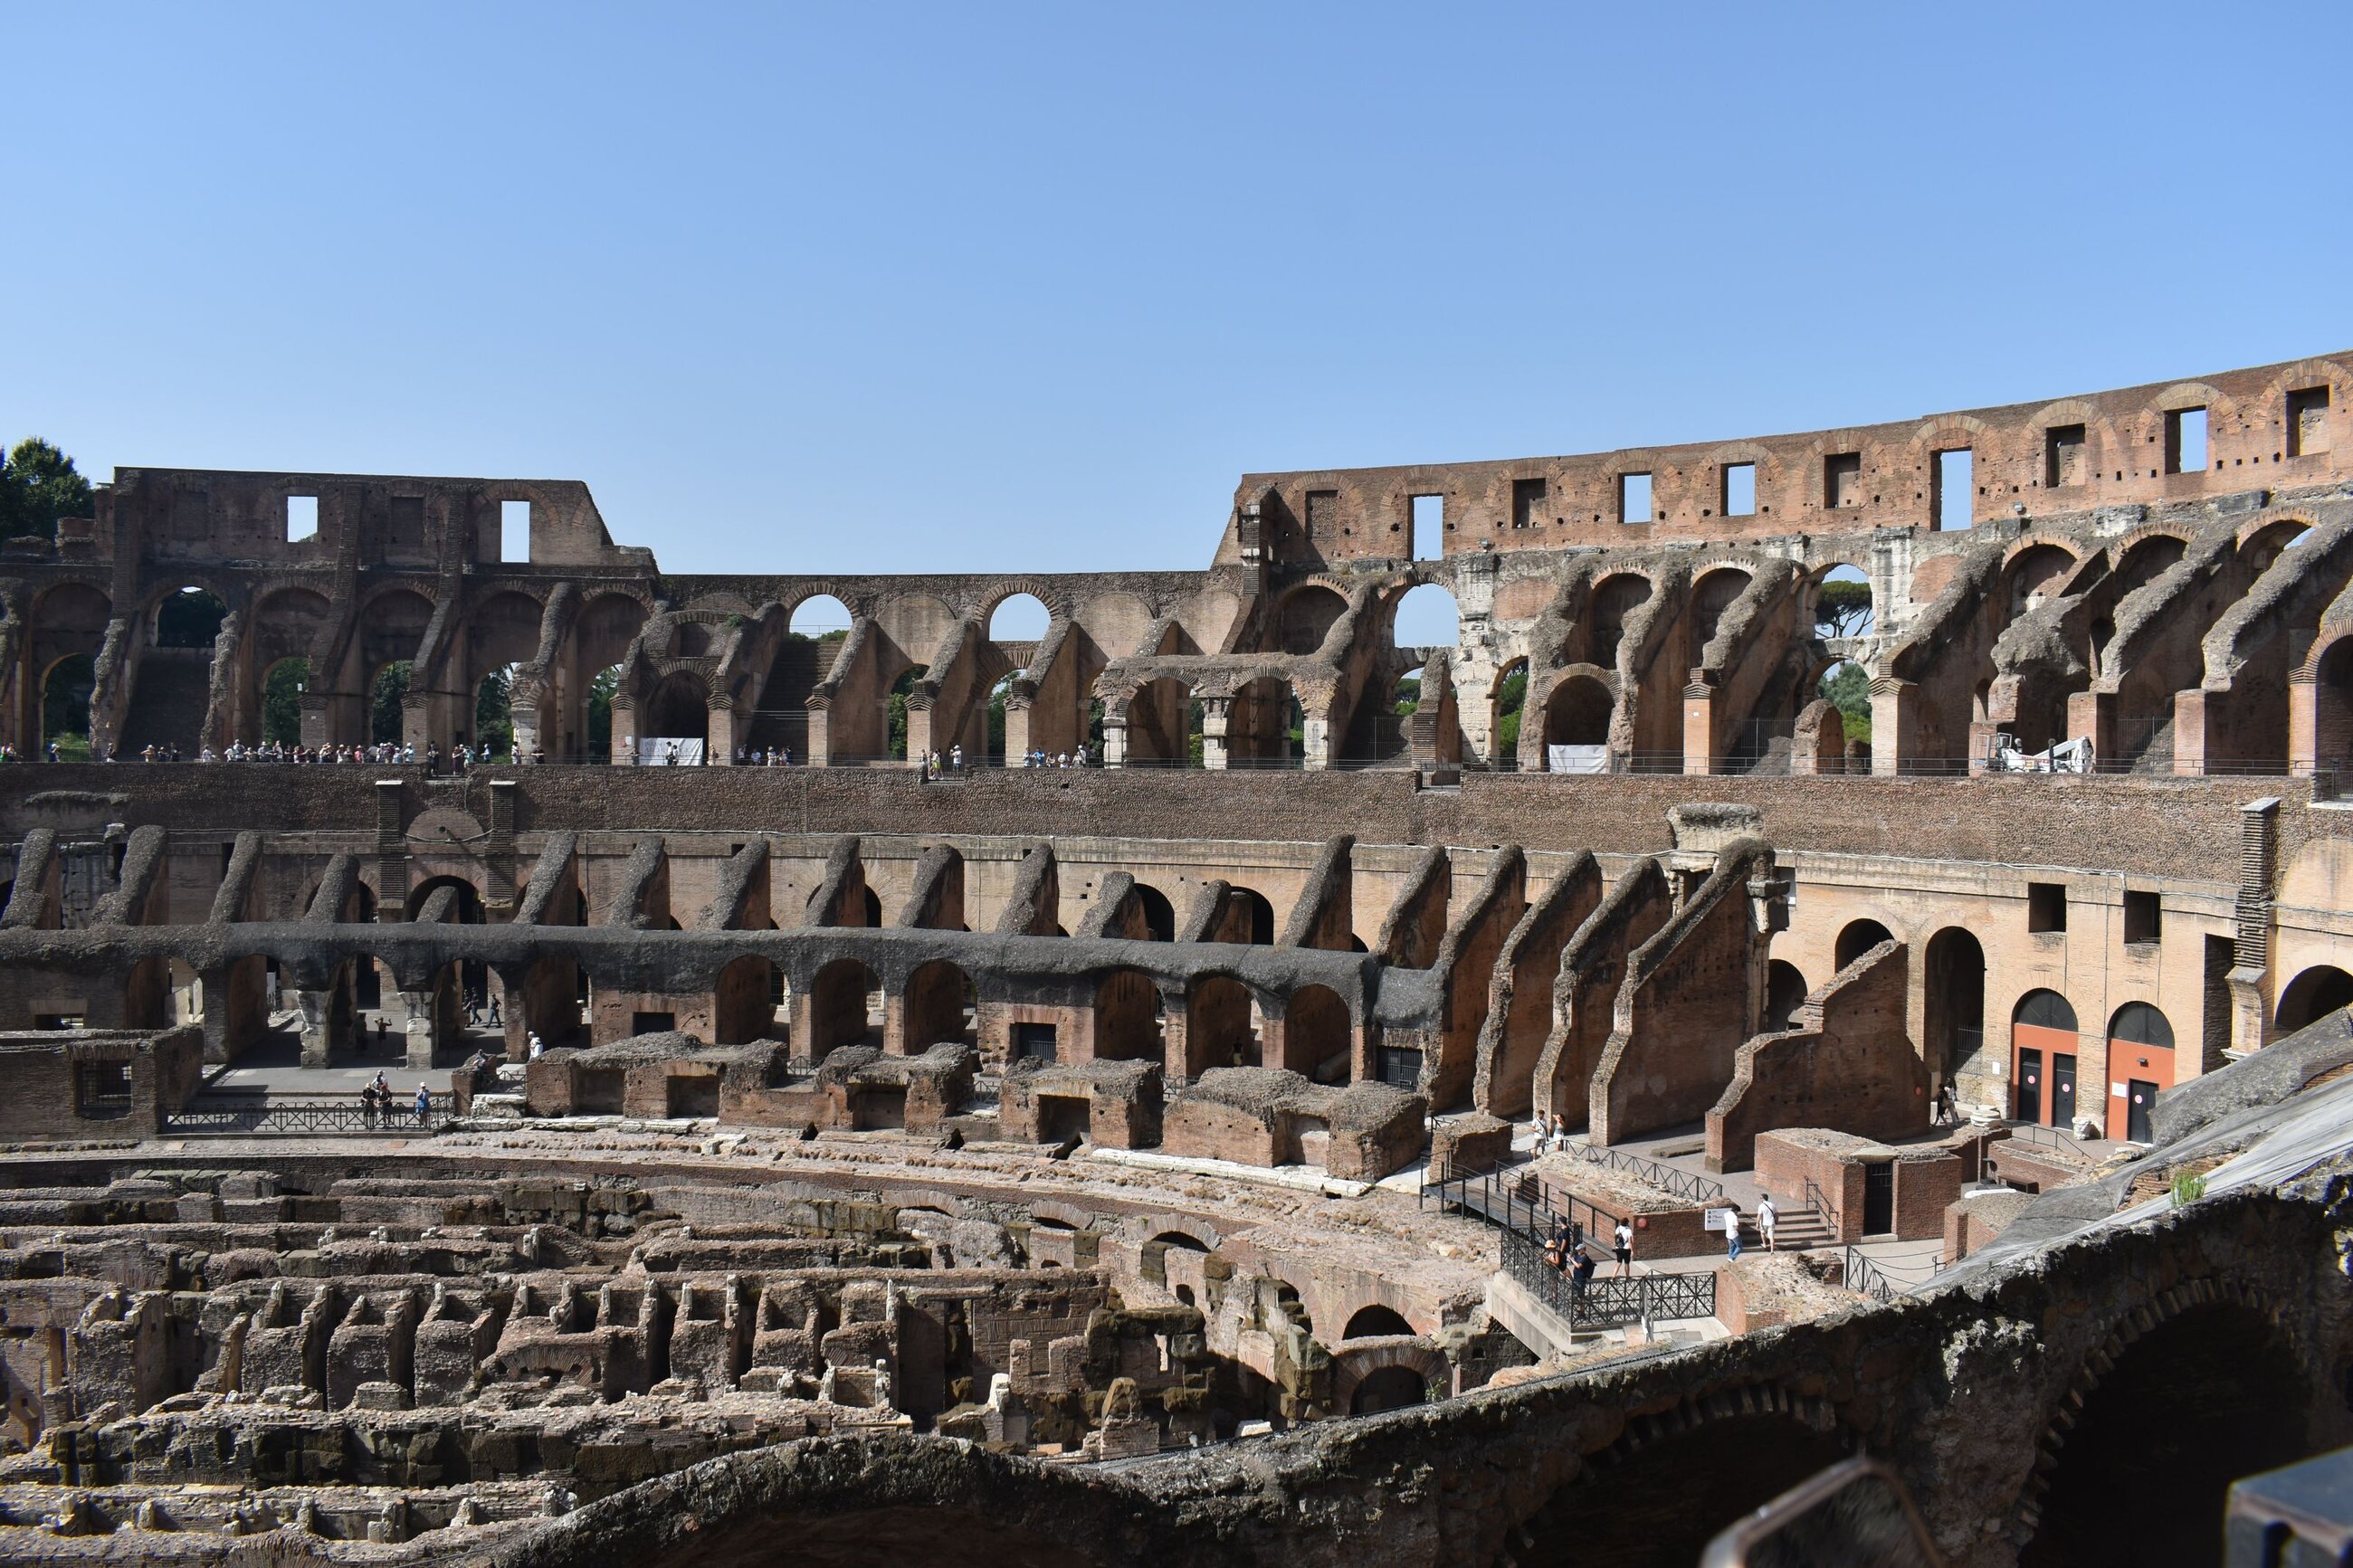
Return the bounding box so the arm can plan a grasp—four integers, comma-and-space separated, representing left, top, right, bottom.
734, 746, 795, 765
28, 737, 550, 770
357, 1073, 433, 1126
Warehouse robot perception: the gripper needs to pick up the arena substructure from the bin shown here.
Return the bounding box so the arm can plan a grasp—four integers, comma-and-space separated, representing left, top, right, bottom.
0, 353, 2349, 1564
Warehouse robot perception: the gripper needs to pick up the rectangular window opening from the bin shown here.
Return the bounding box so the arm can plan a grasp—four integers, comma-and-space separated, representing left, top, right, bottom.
2288, 386, 2331, 458
1619, 472, 1653, 525
285, 495, 319, 542
1824, 452, 1862, 508
1409, 495, 1443, 560
2045, 425, 2087, 489
631, 1011, 676, 1037
1511, 477, 1547, 530
2027, 881, 2068, 935
1721, 462, 1756, 518
2164, 409, 2207, 475
1933, 450, 1974, 530
2123, 890, 2162, 946
499, 499, 531, 563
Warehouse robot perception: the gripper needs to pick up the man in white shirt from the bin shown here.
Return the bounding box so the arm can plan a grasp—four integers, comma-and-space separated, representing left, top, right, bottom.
1758, 1194, 1778, 1251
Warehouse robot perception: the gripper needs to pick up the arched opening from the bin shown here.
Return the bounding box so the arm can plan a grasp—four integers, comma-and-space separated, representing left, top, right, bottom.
1342, 1304, 1415, 1340
1348, 1365, 1428, 1415
985, 671, 1018, 765
1121, 677, 1195, 767
1813, 565, 1874, 640
2315, 638, 2353, 770
1279, 984, 1351, 1080
1341, 663, 1422, 765
260, 656, 310, 746
806, 958, 880, 1060
1185, 975, 1257, 1076
2012, 989, 2080, 1128
1389, 583, 1457, 650
2276, 965, 2353, 1033
1589, 575, 1652, 668
1689, 567, 1753, 653
567, 592, 650, 761
2111, 534, 2186, 600
2106, 1000, 2176, 1142
370, 660, 412, 746
1834, 918, 1894, 970
642, 672, 710, 757
1491, 658, 1529, 769
1817, 659, 1872, 752
1226, 676, 1300, 767
791, 594, 853, 637
1092, 968, 1165, 1062
154, 586, 227, 648
584, 663, 621, 759
473, 664, 518, 756
1923, 927, 1986, 1096
41, 653, 95, 759
520, 954, 586, 1051
1764, 959, 1809, 1032
902, 960, 975, 1051
2021, 1302, 2314, 1568
1540, 673, 1613, 769
1221, 886, 1276, 946
986, 593, 1049, 643
357, 587, 434, 736
1516, 1414, 1851, 1566
753, 599, 849, 765
886, 664, 927, 762
2004, 544, 2078, 622
1275, 584, 1347, 656
713, 955, 779, 1045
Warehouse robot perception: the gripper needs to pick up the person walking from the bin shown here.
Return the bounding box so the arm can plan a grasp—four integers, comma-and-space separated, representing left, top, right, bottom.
1725, 1207, 1744, 1261
1758, 1194, 1778, 1252
1613, 1218, 1634, 1278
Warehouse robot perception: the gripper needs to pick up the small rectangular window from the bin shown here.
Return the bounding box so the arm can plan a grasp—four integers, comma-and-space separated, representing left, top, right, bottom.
1619, 472, 1653, 524
2288, 386, 2331, 458
2164, 409, 2207, 474
2027, 881, 2068, 935
2045, 425, 2087, 488
1511, 477, 1547, 529
1824, 452, 1862, 508
1410, 495, 1443, 560
2123, 890, 2161, 946
75, 1061, 133, 1118
1013, 1021, 1059, 1062
285, 495, 319, 542
1721, 462, 1756, 517
1933, 449, 1974, 530
631, 1011, 676, 1036
499, 499, 531, 563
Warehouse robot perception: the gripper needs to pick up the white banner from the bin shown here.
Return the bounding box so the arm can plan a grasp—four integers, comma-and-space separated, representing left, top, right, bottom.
635, 737, 706, 766
1548, 745, 1608, 774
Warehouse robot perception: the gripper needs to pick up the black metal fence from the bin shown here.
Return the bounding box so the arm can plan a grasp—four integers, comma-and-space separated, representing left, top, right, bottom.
1500, 1226, 1717, 1328
164, 1100, 452, 1136
1563, 1140, 1727, 1205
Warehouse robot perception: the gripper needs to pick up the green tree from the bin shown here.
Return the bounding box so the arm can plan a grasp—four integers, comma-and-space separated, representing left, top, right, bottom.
43, 654, 94, 757
371, 660, 413, 745
1816, 579, 1874, 638
1394, 673, 1423, 716
263, 658, 310, 746
1821, 660, 1872, 742
888, 665, 927, 760
586, 664, 619, 758
475, 666, 515, 755
0, 438, 93, 541
1495, 666, 1528, 755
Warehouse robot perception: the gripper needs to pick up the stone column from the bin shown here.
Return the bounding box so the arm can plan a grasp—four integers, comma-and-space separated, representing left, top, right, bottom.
1198, 697, 1232, 772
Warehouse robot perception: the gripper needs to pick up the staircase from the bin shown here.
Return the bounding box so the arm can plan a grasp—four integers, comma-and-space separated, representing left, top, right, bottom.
1757, 1198, 1836, 1252
119, 648, 214, 755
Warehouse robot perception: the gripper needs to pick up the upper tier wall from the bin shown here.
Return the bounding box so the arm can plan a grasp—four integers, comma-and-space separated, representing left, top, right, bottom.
1224, 351, 2353, 564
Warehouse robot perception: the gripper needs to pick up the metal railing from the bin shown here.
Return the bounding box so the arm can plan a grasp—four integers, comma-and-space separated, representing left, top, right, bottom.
2010, 1121, 2093, 1156
1563, 1141, 1726, 1205
1802, 1176, 1840, 1235
164, 1099, 454, 1136
1500, 1226, 1717, 1329
1841, 1245, 1937, 1305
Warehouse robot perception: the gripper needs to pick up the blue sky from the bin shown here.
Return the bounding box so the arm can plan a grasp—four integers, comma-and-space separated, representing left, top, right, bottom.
5, 1, 2348, 625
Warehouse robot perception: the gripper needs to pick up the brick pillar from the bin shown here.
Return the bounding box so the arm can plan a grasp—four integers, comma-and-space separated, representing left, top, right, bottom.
1682, 680, 1716, 775
1870, 677, 1916, 776
2227, 796, 2282, 1055
2173, 689, 2213, 775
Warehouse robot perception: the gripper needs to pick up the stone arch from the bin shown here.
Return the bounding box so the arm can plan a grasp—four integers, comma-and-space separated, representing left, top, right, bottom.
901, 959, 975, 1052
2018, 1286, 2314, 1566
643, 671, 712, 745
713, 954, 779, 1045
1834, 918, 1895, 970
1764, 958, 1809, 1031
2000, 540, 2082, 621
1225, 674, 1300, 766
807, 957, 880, 1060
2313, 634, 2353, 768
1923, 927, 1986, 1094
1509, 1389, 1851, 1567
1387, 581, 1457, 651
1587, 573, 1653, 669
979, 584, 1060, 632
1117, 676, 1194, 766
1091, 967, 1164, 1062
1331, 1342, 1443, 1415
1341, 1303, 1415, 1340
2275, 964, 2353, 1033
1540, 669, 1615, 758
1273, 583, 1348, 655
1689, 565, 1753, 653
1183, 974, 1257, 1075
1277, 983, 1351, 1078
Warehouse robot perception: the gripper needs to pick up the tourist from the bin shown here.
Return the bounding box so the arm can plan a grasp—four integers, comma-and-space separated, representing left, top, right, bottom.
1725, 1208, 1743, 1261
1758, 1193, 1777, 1252
487, 994, 501, 1026
1570, 1244, 1597, 1306
528, 1031, 544, 1061
414, 1084, 431, 1123
1613, 1218, 1634, 1278
950, 743, 963, 772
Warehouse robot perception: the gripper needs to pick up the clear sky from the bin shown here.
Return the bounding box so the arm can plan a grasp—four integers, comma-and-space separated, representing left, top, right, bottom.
5, 1, 2348, 597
